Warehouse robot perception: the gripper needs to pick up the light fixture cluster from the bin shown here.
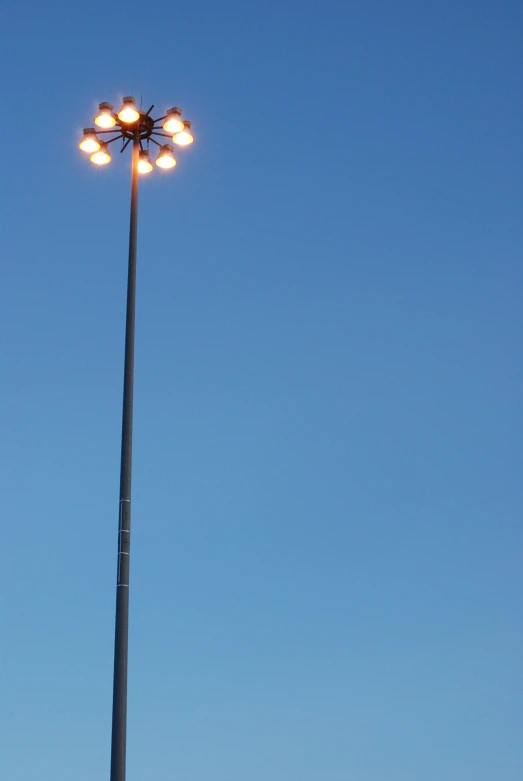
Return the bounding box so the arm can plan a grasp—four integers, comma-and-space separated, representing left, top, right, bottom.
79, 96, 194, 172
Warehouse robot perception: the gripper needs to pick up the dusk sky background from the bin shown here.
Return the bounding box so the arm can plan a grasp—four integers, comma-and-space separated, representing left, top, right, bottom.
1, 1, 522, 780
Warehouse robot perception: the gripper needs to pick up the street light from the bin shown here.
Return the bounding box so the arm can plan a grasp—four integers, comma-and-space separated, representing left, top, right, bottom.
78, 97, 194, 781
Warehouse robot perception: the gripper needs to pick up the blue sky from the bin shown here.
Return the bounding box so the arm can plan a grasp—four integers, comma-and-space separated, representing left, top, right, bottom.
1, 1, 522, 779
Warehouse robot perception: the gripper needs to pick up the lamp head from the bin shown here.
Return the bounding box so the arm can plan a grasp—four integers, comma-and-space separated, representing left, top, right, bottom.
79, 128, 101, 153
94, 103, 116, 129
138, 149, 153, 174
163, 107, 184, 134
156, 145, 177, 169
173, 121, 194, 146
118, 96, 140, 124
90, 141, 111, 165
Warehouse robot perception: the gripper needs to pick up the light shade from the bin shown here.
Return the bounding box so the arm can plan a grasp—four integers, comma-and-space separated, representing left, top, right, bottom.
79, 128, 101, 153
118, 97, 140, 124
138, 149, 153, 174
156, 145, 177, 169
90, 142, 111, 165
173, 121, 194, 146
163, 107, 184, 134
94, 103, 116, 129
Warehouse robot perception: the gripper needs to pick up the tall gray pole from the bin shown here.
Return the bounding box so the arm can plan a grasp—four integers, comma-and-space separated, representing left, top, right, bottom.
110, 131, 140, 781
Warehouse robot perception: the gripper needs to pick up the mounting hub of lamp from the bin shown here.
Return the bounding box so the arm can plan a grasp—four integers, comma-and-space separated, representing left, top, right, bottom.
120, 113, 155, 140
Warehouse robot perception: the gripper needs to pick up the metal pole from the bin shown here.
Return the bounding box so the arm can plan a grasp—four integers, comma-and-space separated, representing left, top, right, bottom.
110, 131, 140, 781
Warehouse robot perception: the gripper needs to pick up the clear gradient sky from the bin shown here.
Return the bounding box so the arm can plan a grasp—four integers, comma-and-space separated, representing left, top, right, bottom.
1, 2, 522, 780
